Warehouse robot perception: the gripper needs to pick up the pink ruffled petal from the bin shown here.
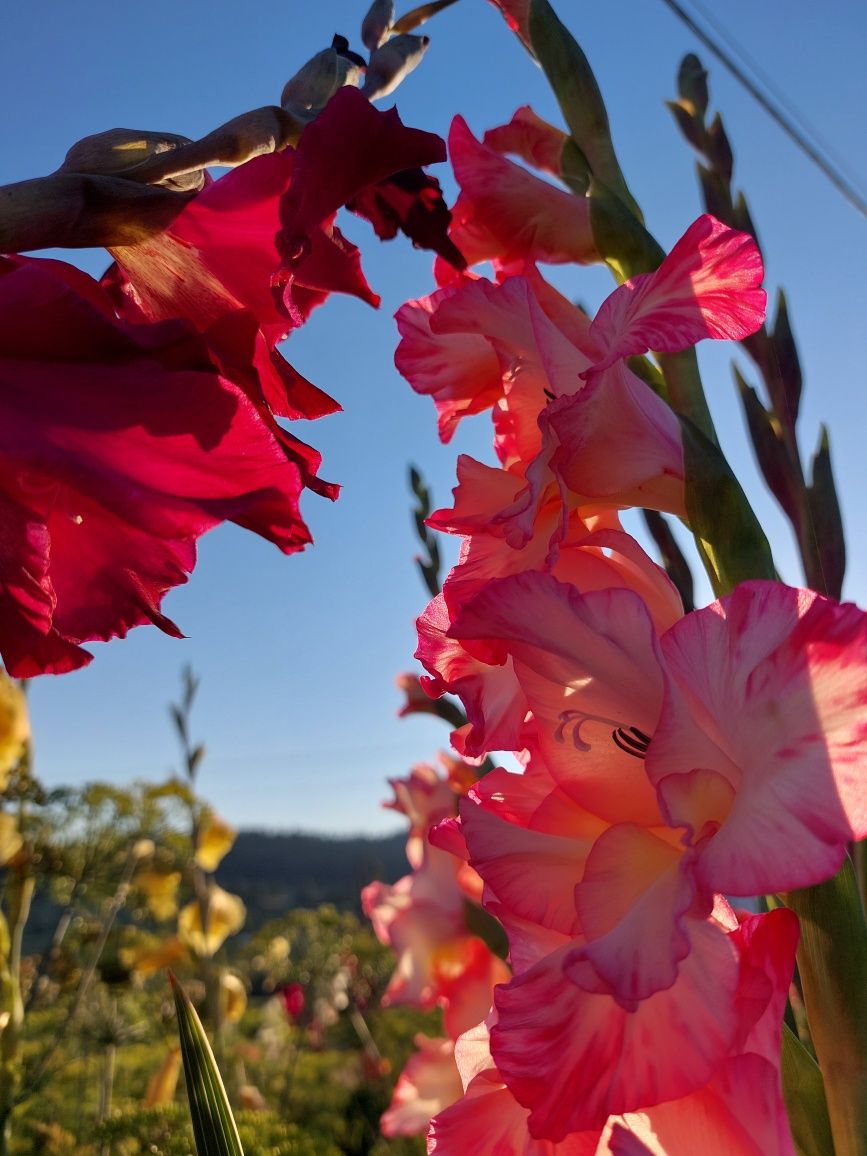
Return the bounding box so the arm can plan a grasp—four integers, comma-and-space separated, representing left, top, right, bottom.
569, 823, 700, 1004
429, 1068, 600, 1155
492, 919, 740, 1139
448, 117, 597, 269
590, 215, 766, 371
654, 580, 867, 895
450, 576, 666, 823
460, 771, 602, 937
394, 288, 503, 442
484, 107, 569, 177
543, 362, 685, 515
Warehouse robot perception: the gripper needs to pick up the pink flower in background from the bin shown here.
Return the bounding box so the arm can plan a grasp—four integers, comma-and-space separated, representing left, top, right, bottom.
384, 758, 465, 869
280, 982, 305, 1022
0, 256, 310, 677
381, 1035, 464, 1138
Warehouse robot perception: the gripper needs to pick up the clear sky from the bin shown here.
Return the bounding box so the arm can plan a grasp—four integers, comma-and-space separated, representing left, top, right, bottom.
2, 0, 865, 833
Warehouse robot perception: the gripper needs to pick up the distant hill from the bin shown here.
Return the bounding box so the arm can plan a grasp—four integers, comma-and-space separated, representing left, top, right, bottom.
21, 829, 412, 954
217, 829, 410, 931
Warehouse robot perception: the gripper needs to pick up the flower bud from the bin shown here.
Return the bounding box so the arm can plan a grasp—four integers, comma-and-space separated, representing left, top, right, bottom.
362, 33, 429, 100
58, 129, 203, 192
281, 46, 361, 116
361, 0, 395, 51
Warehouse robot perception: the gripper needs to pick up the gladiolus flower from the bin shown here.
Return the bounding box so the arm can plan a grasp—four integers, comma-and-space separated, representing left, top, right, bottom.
398, 216, 765, 543
194, 811, 237, 872
178, 884, 246, 957
0, 670, 28, 785
381, 1035, 464, 1138
449, 574, 867, 1010
444, 117, 597, 275
0, 256, 314, 677
135, 870, 182, 922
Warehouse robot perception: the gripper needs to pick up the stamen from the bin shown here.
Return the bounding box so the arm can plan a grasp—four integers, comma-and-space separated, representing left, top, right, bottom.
612, 726, 651, 759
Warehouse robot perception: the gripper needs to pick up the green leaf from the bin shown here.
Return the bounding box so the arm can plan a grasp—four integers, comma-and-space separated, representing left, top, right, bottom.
681, 416, 775, 595
528, 0, 642, 221
771, 289, 803, 427
784, 862, 867, 1156
172, 973, 244, 1156
734, 367, 799, 523
806, 425, 846, 600
781, 1024, 834, 1156
666, 98, 707, 152
462, 899, 509, 961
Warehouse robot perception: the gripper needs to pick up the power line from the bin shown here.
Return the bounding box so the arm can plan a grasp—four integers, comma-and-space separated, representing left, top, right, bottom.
659, 0, 867, 220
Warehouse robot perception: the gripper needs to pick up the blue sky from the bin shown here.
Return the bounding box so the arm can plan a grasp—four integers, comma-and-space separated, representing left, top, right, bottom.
2, 0, 865, 833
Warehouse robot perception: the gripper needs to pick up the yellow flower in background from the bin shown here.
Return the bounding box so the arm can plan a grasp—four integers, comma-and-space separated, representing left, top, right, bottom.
0, 814, 22, 866
121, 935, 187, 978
0, 672, 28, 787
194, 811, 236, 872
178, 884, 246, 957
143, 1046, 182, 1107
220, 971, 247, 1023
135, 870, 182, 921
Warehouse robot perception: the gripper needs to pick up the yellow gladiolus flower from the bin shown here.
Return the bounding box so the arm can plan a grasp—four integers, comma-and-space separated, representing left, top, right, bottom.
194, 812, 237, 872
178, 885, 246, 957
220, 971, 247, 1023
0, 673, 28, 787
135, 870, 182, 921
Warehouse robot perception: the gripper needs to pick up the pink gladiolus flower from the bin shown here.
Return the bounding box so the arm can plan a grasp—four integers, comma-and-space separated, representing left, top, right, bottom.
439, 747, 800, 1141
364, 757, 507, 1037
449, 573, 867, 1008
429, 907, 797, 1151
483, 107, 570, 178
0, 256, 310, 677
384, 759, 463, 869
444, 117, 598, 273
398, 217, 763, 542
381, 1035, 464, 1138
413, 449, 683, 759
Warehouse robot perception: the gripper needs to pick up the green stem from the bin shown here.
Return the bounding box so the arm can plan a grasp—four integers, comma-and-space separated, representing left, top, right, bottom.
784, 861, 867, 1156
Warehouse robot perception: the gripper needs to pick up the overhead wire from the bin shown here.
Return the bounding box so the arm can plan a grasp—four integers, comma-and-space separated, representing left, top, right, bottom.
658, 0, 867, 220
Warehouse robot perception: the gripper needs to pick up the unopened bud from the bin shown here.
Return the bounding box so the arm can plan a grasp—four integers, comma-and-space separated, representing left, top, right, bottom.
362, 33, 429, 100
281, 47, 361, 116
677, 53, 709, 119
361, 0, 395, 51
58, 129, 202, 192
132, 838, 156, 861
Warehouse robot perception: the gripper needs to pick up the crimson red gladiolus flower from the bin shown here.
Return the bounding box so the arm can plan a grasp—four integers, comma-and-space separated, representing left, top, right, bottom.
0, 256, 312, 677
